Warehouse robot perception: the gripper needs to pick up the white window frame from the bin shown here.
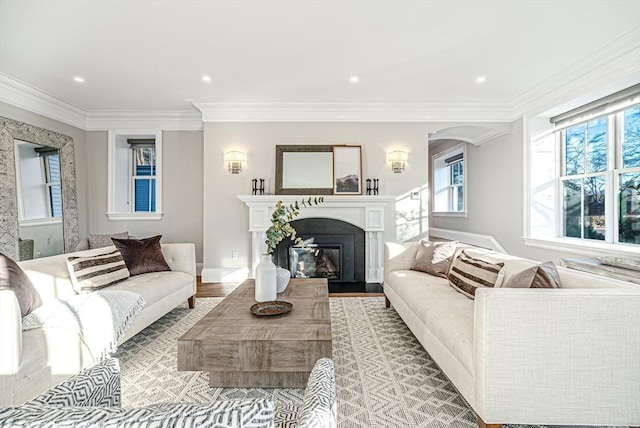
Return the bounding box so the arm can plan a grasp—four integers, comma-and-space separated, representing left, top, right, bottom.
14, 140, 63, 227
107, 130, 163, 220
43, 154, 62, 218
524, 102, 640, 257
130, 145, 157, 213
431, 143, 467, 217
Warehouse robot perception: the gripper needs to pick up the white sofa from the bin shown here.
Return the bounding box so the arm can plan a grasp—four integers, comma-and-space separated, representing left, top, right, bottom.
384, 242, 640, 427
0, 243, 196, 406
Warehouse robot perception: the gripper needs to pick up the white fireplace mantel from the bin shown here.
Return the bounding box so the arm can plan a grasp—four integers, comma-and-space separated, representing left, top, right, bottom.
238, 195, 395, 283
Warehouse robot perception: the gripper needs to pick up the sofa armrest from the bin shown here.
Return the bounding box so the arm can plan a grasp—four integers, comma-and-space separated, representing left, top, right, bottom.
384, 242, 419, 277
161, 243, 196, 278
0, 290, 22, 375
25, 358, 120, 407
473, 287, 640, 425
298, 358, 337, 428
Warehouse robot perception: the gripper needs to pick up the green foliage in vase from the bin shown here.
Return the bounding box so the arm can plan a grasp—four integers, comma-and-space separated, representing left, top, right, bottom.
265, 197, 324, 255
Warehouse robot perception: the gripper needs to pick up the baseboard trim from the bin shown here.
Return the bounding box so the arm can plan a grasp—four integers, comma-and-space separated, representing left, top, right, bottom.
429, 228, 506, 253
201, 267, 250, 283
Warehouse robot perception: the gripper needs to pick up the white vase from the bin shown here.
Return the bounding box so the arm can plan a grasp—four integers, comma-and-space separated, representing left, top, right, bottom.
255, 254, 277, 302
276, 266, 291, 293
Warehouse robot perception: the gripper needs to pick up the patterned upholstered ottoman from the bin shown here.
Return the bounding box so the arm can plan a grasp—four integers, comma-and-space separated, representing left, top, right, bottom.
0, 358, 336, 428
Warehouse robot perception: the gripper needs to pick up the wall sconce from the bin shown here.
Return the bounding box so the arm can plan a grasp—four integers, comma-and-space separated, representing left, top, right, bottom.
224, 151, 246, 174
388, 151, 408, 173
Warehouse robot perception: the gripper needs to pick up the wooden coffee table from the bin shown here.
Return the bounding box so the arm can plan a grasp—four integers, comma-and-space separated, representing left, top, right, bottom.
177, 278, 332, 387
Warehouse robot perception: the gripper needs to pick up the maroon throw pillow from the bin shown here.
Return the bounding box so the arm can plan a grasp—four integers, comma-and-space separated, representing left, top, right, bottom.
0, 252, 43, 317
111, 235, 171, 276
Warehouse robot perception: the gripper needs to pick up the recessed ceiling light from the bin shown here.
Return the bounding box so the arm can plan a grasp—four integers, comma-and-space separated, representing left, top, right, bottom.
73, 76, 85, 83
202, 75, 211, 83
475, 76, 486, 84
350, 76, 359, 84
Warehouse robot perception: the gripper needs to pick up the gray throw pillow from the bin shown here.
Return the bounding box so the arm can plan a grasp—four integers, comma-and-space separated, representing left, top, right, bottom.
88, 232, 129, 250
0, 253, 43, 317
411, 240, 458, 278
502, 261, 561, 289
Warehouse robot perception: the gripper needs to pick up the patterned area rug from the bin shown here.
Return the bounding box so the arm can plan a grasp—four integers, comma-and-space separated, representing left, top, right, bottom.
114, 297, 477, 427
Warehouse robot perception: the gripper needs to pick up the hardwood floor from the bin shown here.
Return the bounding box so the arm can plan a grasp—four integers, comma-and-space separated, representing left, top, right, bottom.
196, 277, 384, 298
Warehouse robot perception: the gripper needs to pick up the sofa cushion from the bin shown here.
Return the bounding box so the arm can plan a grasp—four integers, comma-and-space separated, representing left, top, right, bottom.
111, 235, 171, 276
448, 251, 505, 299
67, 250, 130, 293
88, 232, 129, 250
502, 261, 561, 289
411, 240, 457, 278
385, 269, 475, 375
22, 290, 145, 362
108, 271, 193, 306
0, 253, 42, 317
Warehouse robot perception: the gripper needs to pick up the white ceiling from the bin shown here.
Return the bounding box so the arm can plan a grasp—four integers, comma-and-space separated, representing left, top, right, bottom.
0, 0, 639, 122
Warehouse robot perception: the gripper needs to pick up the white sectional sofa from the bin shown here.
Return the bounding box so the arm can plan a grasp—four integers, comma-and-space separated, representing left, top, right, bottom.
0, 243, 196, 406
384, 241, 640, 427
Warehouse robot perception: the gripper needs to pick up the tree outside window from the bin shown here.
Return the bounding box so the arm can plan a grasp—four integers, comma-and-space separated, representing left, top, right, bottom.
560, 105, 639, 245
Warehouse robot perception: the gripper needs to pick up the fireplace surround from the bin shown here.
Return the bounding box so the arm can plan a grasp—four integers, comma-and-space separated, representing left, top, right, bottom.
275, 218, 367, 292
238, 195, 393, 289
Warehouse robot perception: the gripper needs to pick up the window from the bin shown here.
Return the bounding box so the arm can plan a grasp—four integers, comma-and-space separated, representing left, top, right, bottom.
527, 86, 640, 254
14, 141, 62, 222
561, 117, 608, 241
43, 151, 63, 218
432, 144, 466, 215
130, 141, 157, 212
559, 105, 639, 245
108, 131, 162, 220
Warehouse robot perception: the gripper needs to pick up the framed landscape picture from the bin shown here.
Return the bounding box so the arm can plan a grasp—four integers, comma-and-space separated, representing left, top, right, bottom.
333, 145, 362, 195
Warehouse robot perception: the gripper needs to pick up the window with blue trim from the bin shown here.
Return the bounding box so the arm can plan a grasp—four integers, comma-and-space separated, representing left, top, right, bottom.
107, 131, 162, 220
132, 147, 156, 212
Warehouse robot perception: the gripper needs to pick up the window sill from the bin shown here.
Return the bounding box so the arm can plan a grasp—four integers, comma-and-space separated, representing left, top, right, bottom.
523, 236, 640, 258
106, 212, 163, 221
19, 218, 63, 227
432, 211, 467, 218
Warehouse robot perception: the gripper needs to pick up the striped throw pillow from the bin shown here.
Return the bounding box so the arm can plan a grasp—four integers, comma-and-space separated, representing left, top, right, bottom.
448, 251, 505, 299
67, 250, 130, 293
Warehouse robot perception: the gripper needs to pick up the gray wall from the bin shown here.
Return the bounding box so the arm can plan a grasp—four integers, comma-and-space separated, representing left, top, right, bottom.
1, 99, 583, 271
0, 102, 89, 240
429, 118, 582, 263
202, 122, 433, 275
85, 130, 204, 264
0, 103, 205, 264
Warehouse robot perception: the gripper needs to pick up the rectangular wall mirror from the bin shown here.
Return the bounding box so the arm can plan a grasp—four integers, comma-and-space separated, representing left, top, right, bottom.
275, 145, 334, 195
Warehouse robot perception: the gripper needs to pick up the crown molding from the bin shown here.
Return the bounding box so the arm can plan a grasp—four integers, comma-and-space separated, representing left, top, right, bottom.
429, 124, 512, 146
0, 73, 88, 129
0, 74, 203, 131
192, 101, 517, 122
511, 27, 640, 117
85, 110, 203, 131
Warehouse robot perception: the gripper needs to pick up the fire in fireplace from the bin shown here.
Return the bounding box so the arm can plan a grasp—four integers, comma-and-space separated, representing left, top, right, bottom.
289, 244, 342, 280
